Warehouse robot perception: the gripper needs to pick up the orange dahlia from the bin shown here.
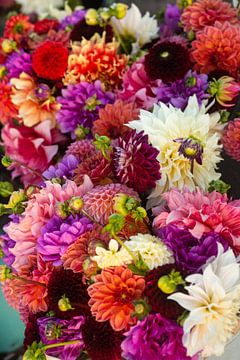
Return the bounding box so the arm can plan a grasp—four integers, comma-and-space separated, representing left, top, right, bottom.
88, 266, 145, 331
182, 0, 238, 32
3, 14, 33, 43
192, 22, 240, 77
64, 34, 128, 90
93, 100, 140, 139
0, 79, 17, 124
222, 119, 240, 161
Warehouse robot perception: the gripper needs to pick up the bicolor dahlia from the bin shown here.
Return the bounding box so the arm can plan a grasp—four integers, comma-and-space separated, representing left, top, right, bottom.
159, 225, 228, 273
56, 80, 114, 134
153, 187, 240, 254
222, 118, 240, 161
121, 313, 194, 360
93, 100, 140, 139
144, 264, 185, 320
118, 58, 161, 110
88, 266, 145, 331
83, 183, 139, 225
113, 130, 161, 193
144, 37, 192, 83
182, 0, 238, 32
37, 215, 93, 266
43, 155, 79, 180
209, 76, 240, 108
0, 79, 17, 124
11, 73, 59, 127
170, 246, 240, 358
5, 50, 33, 79
128, 95, 222, 201
3, 14, 33, 43
81, 316, 123, 360
64, 34, 128, 89
157, 71, 209, 110
66, 140, 96, 162
32, 41, 68, 81
192, 21, 240, 77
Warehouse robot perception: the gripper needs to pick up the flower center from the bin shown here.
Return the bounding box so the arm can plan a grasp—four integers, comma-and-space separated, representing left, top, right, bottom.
160, 51, 170, 58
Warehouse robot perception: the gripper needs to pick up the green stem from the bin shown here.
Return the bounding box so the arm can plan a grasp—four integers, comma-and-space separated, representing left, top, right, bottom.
13, 275, 46, 288
112, 232, 138, 263
81, 209, 99, 225
12, 159, 47, 180
112, 28, 129, 54
44, 340, 80, 350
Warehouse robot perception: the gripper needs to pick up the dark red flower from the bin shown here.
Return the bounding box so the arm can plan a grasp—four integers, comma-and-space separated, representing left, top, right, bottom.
24, 313, 44, 349
34, 19, 59, 35
32, 41, 68, 81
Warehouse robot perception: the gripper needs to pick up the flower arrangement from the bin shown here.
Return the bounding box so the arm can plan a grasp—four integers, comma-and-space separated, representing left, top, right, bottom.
0, 1, 240, 359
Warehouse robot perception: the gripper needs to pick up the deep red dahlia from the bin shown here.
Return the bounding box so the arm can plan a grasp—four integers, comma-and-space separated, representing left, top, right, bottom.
34, 19, 59, 35
113, 130, 161, 193
32, 41, 68, 81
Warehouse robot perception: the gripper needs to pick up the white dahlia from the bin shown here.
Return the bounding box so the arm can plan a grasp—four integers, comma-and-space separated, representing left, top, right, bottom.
92, 239, 131, 269
111, 4, 158, 54
169, 245, 240, 358
128, 95, 222, 204
16, 0, 64, 16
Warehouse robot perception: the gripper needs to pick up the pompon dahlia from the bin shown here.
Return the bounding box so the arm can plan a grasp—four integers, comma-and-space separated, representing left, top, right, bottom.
222, 119, 240, 161
57, 80, 114, 135
144, 37, 192, 83
192, 22, 240, 77
182, 0, 238, 32
32, 41, 68, 81
82, 183, 139, 225
82, 316, 123, 360
118, 58, 161, 110
64, 34, 128, 89
3, 14, 33, 43
113, 130, 161, 193
88, 266, 145, 331
144, 264, 184, 320
66, 139, 96, 162
47, 268, 90, 319
5, 50, 33, 79
93, 100, 140, 139
0, 79, 17, 124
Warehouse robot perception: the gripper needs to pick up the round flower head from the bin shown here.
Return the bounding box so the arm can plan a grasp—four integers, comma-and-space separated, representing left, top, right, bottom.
88, 266, 145, 331
182, 0, 238, 32
192, 21, 240, 77
222, 118, 240, 161
5, 50, 33, 79
3, 14, 33, 43
144, 37, 192, 83
66, 140, 96, 162
113, 130, 161, 193
56, 80, 114, 135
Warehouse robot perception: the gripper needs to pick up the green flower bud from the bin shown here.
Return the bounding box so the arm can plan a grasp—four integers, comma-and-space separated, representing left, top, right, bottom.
114, 3, 128, 19
22, 342, 46, 360
58, 295, 75, 312
85, 9, 99, 26
208, 179, 231, 194
0, 181, 14, 198
158, 270, 185, 294
5, 189, 27, 214
0, 265, 13, 282
114, 194, 139, 216
2, 155, 13, 168
69, 197, 84, 213
55, 202, 69, 219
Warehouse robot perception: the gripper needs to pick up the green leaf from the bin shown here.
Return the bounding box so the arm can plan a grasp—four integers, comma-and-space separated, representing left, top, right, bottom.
22, 342, 46, 360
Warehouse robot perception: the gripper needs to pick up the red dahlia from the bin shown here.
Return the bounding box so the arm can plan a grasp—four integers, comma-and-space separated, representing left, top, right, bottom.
34, 19, 59, 35
32, 41, 68, 81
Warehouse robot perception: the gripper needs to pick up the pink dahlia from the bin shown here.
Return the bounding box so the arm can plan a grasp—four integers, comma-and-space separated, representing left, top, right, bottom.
83, 183, 139, 225
182, 0, 238, 32
118, 58, 161, 110
66, 140, 96, 162
222, 119, 240, 161
191, 21, 240, 77
1, 120, 65, 186
153, 187, 240, 254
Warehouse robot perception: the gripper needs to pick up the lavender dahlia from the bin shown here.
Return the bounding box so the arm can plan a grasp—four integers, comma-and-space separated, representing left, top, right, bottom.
37, 215, 93, 266
56, 80, 115, 135
158, 224, 229, 274
121, 313, 194, 360
43, 154, 79, 180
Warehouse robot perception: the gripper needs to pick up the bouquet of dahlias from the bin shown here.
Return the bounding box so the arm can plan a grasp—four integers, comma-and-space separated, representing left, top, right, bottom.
0, 0, 240, 359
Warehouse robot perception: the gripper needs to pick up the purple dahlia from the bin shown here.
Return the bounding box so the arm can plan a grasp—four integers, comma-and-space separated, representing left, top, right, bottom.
43, 154, 79, 180
37, 215, 93, 266
60, 9, 86, 30
121, 313, 194, 360
160, 4, 181, 37
113, 130, 161, 193
158, 224, 229, 274
157, 71, 209, 109
56, 80, 115, 136
5, 49, 33, 79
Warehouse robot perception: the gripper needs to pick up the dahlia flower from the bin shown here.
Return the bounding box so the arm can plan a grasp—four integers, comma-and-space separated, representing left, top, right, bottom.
60, 9, 86, 30
43, 155, 79, 180
92, 239, 131, 269
37, 215, 93, 266
5, 50, 33, 79
121, 313, 195, 360
57, 80, 114, 134
11, 73, 59, 127
222, 118, 240, 161
209, 76, 240, 108
66, 140, 96, 162
111, 4, 158, 54
93, 100, 140, 139
16, 0, 64, 16
182, 0, 238, 32
128, 96, 222, 201
159, 224, 228, 273
118, 58, 161, 110
0, 79, 17, 124
4, 178, 93, 272
83, 183, 139, 225
192, 21, 240, 77
34, 19, 59, 35
157, 71, 209, 110
153, 187, 240, 254
88, 266, 145, 331
113, 130, 161, 193
160, 4, 181, 37
3, 14, 33, 43
64, 34, 128, 89
170, 245, 240, 357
